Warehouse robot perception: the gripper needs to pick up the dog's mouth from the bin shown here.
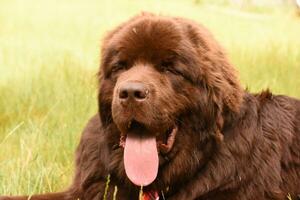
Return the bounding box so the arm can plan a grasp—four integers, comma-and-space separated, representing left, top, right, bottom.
118, 120, 178, 187
119, 120, 178, 154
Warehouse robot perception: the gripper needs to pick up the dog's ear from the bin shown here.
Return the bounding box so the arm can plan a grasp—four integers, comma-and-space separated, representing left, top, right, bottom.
176, 18, 243, 141
178, 18, 243, 114
98, 26, 120, 127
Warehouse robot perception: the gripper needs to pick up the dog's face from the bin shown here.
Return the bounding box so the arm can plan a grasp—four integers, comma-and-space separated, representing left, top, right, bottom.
98, 14, 243, 187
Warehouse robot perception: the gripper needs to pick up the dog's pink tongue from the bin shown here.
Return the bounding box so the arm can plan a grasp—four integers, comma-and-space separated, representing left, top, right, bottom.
124, 133, 158, 186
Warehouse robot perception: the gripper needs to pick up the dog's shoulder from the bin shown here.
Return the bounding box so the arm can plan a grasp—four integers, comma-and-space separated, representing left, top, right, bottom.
81, 114, 103, 137
255, 89, 299, 116
76, 114, 107, 157
254, 90, 300, 146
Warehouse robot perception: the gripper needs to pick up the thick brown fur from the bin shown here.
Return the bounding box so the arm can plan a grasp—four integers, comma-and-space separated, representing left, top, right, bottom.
1, 13, 300, 200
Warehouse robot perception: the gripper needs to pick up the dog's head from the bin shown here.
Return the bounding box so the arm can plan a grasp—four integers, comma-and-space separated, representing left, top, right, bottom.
98, 13, 243, 187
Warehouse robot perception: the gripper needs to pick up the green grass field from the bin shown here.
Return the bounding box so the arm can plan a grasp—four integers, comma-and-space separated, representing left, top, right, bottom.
0, 0, 299, 196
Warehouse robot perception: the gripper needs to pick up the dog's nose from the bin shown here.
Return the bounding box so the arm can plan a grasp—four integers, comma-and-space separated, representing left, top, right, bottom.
118, 82, 149, 102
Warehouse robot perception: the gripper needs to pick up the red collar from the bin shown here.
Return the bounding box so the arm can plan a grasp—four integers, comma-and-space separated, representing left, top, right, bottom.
142, 190, 159, 200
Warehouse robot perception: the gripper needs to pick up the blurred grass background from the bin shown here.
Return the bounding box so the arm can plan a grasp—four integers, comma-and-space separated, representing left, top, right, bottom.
0, 0, 299, 196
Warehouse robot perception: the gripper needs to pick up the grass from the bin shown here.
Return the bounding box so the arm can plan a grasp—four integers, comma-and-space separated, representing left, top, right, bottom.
0, 0, 300, 196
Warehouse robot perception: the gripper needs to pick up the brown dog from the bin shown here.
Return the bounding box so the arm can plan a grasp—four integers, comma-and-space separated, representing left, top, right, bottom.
1, 13, 300, 200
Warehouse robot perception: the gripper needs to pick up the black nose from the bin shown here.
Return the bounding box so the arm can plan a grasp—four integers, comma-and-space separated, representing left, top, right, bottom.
118, 82, 149, 102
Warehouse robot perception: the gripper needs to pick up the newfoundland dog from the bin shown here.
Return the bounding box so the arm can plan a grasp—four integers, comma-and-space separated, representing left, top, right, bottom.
1, 13, 300, 200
